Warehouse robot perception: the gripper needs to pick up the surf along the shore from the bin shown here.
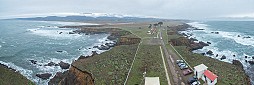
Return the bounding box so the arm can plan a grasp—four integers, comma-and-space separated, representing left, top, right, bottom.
176, 21, 253, 84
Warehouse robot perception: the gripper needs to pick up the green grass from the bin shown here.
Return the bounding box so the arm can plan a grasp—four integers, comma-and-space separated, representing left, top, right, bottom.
174, 45, 249, 85
122, 27, 157, 39
126, 45, 168, 85
0, 65, 34, 85
73, 44, 139, 85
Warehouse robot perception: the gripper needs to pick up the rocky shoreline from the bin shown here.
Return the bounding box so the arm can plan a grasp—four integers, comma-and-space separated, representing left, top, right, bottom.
47, 26, 139, 84
168, 23, 251, 84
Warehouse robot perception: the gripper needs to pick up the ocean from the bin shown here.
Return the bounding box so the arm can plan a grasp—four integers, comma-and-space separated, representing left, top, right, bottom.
182, 21, 254, 84
0, 20, 112, 84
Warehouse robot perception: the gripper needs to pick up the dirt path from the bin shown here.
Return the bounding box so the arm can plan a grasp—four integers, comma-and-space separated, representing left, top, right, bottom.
159, 46, 171, 85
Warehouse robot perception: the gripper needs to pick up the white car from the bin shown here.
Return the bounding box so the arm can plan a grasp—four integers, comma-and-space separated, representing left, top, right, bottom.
191, 81, 200, 85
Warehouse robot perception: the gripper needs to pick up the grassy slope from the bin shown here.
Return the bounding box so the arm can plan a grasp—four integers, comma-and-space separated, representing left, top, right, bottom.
126, 45, 168, 85
73, 43, 139, 84
0, 65, 34, 85
122, 25, 168, 85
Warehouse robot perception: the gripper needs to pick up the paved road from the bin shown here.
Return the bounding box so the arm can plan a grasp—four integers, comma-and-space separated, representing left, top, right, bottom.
159, 46, 171, 85
158, 28, 184, 85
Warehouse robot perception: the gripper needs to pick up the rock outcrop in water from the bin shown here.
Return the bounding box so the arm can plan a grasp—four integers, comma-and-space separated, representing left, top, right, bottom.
36, 73, 52, 80
59, 61, 70, 69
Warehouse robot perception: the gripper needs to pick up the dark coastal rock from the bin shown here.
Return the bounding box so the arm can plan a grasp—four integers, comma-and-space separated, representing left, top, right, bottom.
207, 42, 211, 44
233, 55, 236, 57
190, 38, 198, 41
98, 45, 110, 50
36, 73, 52, 80
68, 32, 75, 34
45, 62, 58, 66
105, 42, 115, 47
48, 71, 68, 85
206, 50, 214, 55
78, 51, 98, 60
245, 56, 248, 58
59, 32, 63, 34
216, 54, 218, 57
232, 60, 243, 69
93, 46, 99, 48
215, 32, 219, 34
201, 53, 205, 55
56, 50, 63, 52
199, 41, 209, 46
238, 35, 241, 37
29, 60, 37, 64
107, 35, 117, 40
243, 36, 251, 39
248, 61, 254, 65
221, 55, 226, 60
59, 61, 70, 69
252, 56, 254, 59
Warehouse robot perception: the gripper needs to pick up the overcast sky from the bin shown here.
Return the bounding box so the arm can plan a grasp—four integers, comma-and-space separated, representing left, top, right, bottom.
0, 0, 254, 20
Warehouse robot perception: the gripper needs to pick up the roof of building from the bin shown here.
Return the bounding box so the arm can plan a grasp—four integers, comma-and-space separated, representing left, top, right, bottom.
204, 70, 218, 81
145, 77, 160, 85
194, 64, 208, 72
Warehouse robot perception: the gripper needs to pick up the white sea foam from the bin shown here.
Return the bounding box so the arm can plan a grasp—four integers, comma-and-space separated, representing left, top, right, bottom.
27, 28, 82, 39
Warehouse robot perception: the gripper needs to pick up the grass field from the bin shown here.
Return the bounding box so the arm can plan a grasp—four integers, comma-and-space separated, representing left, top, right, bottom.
0, 65, 34, 85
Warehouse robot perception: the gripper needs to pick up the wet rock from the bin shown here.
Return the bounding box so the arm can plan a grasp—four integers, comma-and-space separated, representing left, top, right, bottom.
59, 61, 70, 69
252, 56, 254, 59
221, 55, 226, 60
207, 42, 211, 44
190, 38, 198, 41
216, 54, 219, 57
45, 62, 58, 66
248, 60, 254, 65
48, 71, 68, 85
245, 56, 248, 58
233, 55, 236, 57
29, 60, 37, 64
98, 45, 110, 50
59, 32, 63, 34
206, 50, 214, 55
215, 32, 219, 34
56, 50, 63, 52
68, 32, 75, 34
238, 35, 241, 37
232, 60, 243, 69
243, 36, 251, 39
78, 51, 98, 60
201, 53, 205, 55
105, 43, 115, 47
93, 46, 99, 48
36, 73, 52, 80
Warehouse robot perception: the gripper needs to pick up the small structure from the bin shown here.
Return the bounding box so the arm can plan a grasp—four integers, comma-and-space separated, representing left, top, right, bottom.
202, 70, 218, 85
145, 77, 160, 85
194, 64, 208, 79
194, 64, 218, 85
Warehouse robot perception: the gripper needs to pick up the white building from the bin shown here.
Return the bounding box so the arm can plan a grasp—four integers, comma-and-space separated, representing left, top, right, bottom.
202, 70, 218, 85
194, 64, 208, 79
194, 64, 218, 85
145, 77, 160, 85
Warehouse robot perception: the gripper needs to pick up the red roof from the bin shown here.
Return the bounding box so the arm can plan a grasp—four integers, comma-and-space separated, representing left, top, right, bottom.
204, 70, 218, 81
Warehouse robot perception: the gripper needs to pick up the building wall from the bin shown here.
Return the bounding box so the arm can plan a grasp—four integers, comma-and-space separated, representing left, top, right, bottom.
201, 75, 217, 85
194, 70, 206, 79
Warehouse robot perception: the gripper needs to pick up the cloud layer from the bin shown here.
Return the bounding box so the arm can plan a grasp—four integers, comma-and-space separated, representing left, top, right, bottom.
0, 0, 254, 19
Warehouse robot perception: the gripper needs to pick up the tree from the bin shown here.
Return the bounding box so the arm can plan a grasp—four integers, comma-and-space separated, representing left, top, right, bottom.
158, 22, 163, 27
153, 23, 158, 28
148, 24, 152, 28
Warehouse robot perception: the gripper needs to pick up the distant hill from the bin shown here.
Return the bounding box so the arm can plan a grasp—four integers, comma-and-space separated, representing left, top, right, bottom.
15, 14, 169, 23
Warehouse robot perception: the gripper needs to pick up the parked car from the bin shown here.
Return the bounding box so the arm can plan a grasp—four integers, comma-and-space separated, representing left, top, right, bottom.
188, 76, 198, 84
191, 81, 200, 85
176, 60, 184, 64
183, 69, 193, 76
177, 62, 185, 67
180, 64, 188, 70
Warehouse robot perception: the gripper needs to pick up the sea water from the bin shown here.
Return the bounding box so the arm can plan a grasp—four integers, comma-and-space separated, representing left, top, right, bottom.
0, 20, 112, 84
182, 21, 254, 84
